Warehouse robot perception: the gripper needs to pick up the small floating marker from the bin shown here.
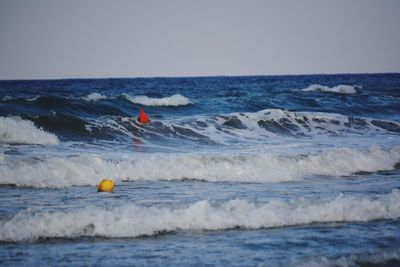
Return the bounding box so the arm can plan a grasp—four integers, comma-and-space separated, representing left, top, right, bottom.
97, 179, 114, 192
137, 107, 150, 123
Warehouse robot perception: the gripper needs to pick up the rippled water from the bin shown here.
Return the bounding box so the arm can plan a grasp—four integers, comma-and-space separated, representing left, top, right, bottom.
1, 74, 399, 266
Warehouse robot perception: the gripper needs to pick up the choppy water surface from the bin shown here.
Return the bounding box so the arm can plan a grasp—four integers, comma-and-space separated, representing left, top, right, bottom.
1, 74, 400, 266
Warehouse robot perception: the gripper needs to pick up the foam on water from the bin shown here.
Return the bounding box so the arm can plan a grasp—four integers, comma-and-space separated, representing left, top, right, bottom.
1, 146, 399, 188
0, 117, 59, 145
1, 190, 399, 242
123, 93, 190, 106
300, 84, 358, 94
89, 109, 399, 147
82, 92, 107, 102
186, 109, 400, 140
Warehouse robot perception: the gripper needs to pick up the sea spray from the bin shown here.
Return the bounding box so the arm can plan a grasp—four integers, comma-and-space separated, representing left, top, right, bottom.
0, 117, 59, 145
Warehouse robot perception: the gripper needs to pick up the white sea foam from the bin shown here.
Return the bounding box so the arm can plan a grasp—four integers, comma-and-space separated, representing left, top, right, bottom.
123, 94, 190, 106
172, 109, 400, 144
1, 190, 399, 242
0, 117, 59, 145
123, 146, 400, 183
214, 109, 352, 137
1, 95, 40, 101
27, 95, 40, 101
301, 84, 358, 94
0, 146, 399, 188
82, 92, 107, 102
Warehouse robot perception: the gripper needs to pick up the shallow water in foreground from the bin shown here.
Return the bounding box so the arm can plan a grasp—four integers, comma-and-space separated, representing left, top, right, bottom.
1, 174, 400, 266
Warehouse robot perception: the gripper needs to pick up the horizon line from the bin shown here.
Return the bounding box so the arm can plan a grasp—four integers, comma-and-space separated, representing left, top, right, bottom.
1, 71, 399, 82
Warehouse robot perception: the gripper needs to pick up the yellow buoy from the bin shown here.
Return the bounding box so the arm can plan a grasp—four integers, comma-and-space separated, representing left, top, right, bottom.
97, 179, 114, 192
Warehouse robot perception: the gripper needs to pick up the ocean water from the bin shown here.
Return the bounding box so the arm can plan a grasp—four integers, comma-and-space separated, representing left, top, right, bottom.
0, 74, 400, 266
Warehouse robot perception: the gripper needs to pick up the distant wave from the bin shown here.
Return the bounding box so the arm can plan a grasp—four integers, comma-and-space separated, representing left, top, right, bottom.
1, 190, 399, 242
1, 95, 40, 102
300, 84, 359, 94
1, 93, 191, 107
82, 92, 107, 102
0, 117, 59, 145
123, 93, 191, 106
1, 146, 399, 188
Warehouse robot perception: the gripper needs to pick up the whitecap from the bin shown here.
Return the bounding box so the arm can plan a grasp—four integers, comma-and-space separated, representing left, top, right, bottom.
0, 117, 59, 145
1, 96, 12, 101
82, 92, 107, 102
123, 93, 190, 106
1, 146, 399, 188
301, 84, 358, 94
1, 190, 399, 241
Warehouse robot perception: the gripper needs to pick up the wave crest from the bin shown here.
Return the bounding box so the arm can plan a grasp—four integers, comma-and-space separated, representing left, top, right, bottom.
1, 190, 399, 242
301, 84, 358, 94
82, 92, 107, 102
123, 94, 190, 106
1, 146, 399, 188
0, 117, 59, 145
185, 109, 400, 141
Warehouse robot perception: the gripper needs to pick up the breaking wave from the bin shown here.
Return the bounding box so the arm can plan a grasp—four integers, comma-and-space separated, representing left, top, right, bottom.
82, 92, 107, 102
1, 146, 399, 188
1, 92, 190, 107
28, 109, 399, 144
199, 109, 400, 138
300, 84, 359, 94
0, 117, 59, 145
1, 190, 399, 242
123, 93, 190, 106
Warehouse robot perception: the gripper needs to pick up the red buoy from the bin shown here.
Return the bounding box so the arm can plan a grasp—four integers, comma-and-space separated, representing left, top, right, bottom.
138, 108, 150, 123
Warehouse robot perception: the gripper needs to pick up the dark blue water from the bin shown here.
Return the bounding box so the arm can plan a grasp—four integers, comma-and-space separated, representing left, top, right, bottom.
1, 74, 400, 266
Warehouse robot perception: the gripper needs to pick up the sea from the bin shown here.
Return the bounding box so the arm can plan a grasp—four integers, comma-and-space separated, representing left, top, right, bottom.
0, 73, 399, 266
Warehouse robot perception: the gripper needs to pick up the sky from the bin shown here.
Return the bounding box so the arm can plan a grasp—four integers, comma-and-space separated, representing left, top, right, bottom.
0, 0, 399, 80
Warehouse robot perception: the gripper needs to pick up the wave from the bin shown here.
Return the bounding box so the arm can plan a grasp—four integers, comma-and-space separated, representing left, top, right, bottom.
1, 190, 399, 242
81, 92, 107, 102
185, 109, 400, 140
0, 117, 59, 145
297, 251, 400, 267
1, 146, 399, 188
1, 95, 40, 102
122, 93, 190, 106
300, 84, 359, 94
6, 109, 400, 147
88, 109, 400, 144
1, 92, 190, 107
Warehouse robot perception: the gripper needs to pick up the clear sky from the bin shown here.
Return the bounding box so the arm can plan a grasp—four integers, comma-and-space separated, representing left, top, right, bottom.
0, 0, 399, 80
